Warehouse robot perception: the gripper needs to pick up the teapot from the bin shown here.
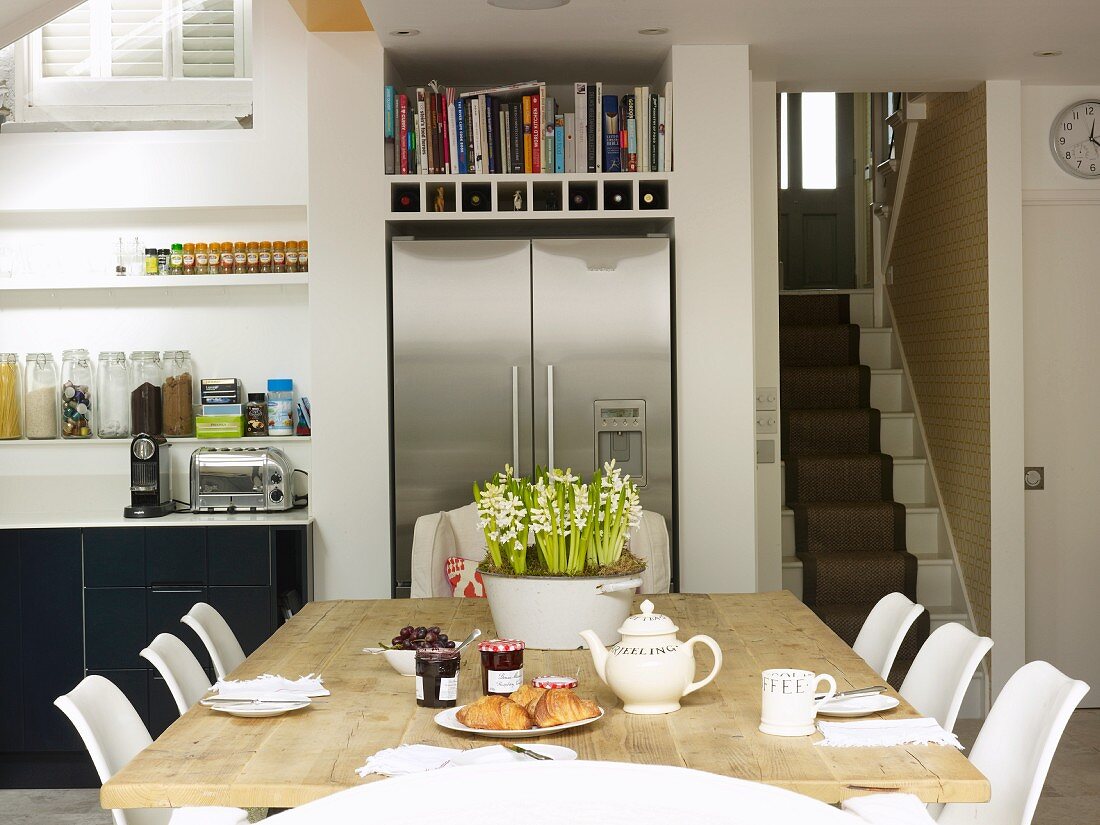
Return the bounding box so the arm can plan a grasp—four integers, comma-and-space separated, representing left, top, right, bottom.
580, 599, 723, 715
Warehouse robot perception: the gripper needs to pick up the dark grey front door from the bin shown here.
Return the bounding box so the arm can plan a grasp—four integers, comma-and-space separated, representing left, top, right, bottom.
779, 93, 856, 290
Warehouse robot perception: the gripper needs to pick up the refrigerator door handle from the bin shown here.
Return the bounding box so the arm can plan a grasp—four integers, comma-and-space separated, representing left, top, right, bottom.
547, 364, 555, 470
512, 365, 520, 473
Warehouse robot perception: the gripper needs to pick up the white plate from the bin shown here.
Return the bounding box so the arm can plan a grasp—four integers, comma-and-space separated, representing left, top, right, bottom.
449, 744, 577, 766
208, 699, 311, 718
817, 694, 900, 717
200, 693, 316, 706
434, 705, 605, 738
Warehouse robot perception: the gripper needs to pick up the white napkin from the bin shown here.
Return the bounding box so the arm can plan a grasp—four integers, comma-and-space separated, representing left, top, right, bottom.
212, 673, 330, 699
842, 793, 938, 824
816, 717, 962, 748
355, 744, 462, 777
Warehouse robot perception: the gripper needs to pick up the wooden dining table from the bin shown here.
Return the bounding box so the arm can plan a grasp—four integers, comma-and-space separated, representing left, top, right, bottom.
101, 591, 989, 810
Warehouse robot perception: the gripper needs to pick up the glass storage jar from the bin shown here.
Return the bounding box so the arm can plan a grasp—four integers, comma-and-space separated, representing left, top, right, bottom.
478, 639, 525, 696
24, 353, 58, 439
60, 349, 93, 439
130, 351, 163, 436
161, 350, 194, 437
0, 353, 21, 439
96, 351, 130, 438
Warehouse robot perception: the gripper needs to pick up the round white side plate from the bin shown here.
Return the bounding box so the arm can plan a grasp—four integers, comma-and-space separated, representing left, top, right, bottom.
434, 705, 604, 738
209, 699, 311, 718
449, 744, 577, 766
817, 694, 900, 717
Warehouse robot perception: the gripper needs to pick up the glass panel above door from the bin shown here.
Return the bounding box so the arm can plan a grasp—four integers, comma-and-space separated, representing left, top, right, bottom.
801, 92, 837, 189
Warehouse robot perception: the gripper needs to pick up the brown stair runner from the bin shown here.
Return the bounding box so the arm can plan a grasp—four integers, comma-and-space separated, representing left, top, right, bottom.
781, 292, 928, 688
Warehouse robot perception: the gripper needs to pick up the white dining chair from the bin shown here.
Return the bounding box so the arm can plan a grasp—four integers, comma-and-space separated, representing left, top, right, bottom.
54, 675, 248, 825
140, 632, 212, 717
263, 761, 870, 824
181, 601, 246, 680
852, 592, 925, 679
898, 622, 993, 732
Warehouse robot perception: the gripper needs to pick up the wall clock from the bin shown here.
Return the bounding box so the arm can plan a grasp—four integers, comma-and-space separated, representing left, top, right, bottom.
1050, 100, 1100, 179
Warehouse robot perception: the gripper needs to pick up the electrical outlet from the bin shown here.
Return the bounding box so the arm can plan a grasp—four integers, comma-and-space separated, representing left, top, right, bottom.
755, 387, 777, 411
756, 439, 776, 464
1024, 467, 1044, 490
755, 412, 778, 434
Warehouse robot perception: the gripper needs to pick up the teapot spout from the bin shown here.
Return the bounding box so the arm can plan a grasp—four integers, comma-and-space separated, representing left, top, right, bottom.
579, 630, 609, 683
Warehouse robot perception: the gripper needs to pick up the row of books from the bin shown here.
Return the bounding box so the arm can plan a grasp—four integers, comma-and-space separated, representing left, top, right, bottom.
383, 81, 673, 176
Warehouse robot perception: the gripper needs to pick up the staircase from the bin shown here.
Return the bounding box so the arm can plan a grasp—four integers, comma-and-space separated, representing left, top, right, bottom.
779, 290, 931, 688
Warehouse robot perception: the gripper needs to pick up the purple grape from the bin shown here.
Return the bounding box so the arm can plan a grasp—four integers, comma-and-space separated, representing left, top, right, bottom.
391, 636, 403, 646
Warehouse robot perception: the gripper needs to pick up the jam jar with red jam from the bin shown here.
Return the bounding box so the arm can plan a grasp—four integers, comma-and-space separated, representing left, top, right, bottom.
478, 639, 525, 696
532, 675, 579, 691
415, 647, 461, 708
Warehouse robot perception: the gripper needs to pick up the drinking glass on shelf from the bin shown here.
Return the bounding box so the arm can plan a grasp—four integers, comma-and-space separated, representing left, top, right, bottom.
0, 244, 14, 278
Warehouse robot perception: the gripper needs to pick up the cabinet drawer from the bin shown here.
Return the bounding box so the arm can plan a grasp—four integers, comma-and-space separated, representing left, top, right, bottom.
208, 527, 271, 587
85, 588, 147, 670
148, 587, 210, 668
88, 669, 149, 730
146, 528, 206, 586
84, 528, 145, 588
209, 586, 274, 657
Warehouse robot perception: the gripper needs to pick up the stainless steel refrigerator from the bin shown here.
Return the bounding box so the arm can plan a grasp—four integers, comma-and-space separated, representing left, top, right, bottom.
390, 237, 673, 597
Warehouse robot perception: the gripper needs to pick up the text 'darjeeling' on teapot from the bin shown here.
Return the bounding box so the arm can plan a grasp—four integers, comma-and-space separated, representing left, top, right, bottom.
580, 599, 723, 715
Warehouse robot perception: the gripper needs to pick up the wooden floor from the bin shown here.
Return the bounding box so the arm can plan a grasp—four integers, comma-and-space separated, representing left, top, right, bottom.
4, 709, 1097, 823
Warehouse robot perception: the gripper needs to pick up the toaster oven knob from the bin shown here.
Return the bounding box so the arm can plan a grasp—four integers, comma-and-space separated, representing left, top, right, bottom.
270, 471, 283, 485
270, 488, 284, 503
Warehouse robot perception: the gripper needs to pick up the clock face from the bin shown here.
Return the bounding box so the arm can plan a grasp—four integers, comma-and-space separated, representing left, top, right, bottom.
1051, 100, 1100, 179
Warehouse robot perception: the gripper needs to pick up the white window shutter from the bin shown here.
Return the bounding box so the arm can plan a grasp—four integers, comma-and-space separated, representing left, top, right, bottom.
179, 0, 238, 78
109, 0, 166, 78
40, 3, 94, 78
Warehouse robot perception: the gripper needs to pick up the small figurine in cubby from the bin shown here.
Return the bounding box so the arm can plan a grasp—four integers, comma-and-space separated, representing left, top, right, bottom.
432, 186, 446, 212
513, 190, 524, 211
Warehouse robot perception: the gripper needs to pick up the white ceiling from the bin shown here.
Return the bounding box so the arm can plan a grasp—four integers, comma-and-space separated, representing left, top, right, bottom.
0, 0, 81, 50
363, 0, 1100, 91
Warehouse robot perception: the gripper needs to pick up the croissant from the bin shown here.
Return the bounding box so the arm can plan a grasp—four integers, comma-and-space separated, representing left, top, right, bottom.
456, 695, 533, 731
509, 684, 547, 714
532, 688, 600, 728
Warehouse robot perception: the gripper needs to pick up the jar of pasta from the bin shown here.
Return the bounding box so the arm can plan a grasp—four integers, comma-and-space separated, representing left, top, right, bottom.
0, 353, 21, 439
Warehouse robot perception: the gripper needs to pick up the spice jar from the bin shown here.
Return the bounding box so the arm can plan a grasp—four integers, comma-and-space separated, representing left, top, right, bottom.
246, 241, 260, 274
182, 243, 196, 275
272, 241, 286, 273
0, 353, 22, 439
130, 351, 163, 436
96, 351, 130, 438
258, 241, 272, 273
157, 249, 169, 276
298, 240, 308, 273
60, 349, 93, 439
219, 241, 235, 274
161, 350, 194, 437
416, 647, 461, 708
478, 639, 525, 696
24, 353, 58, 439
195, 243, 209, 275
245, 392, 268, 436
233, 241, 247, 274
144, 248, 159, 276
285, 240, 299, 273
169, 243, 184, 276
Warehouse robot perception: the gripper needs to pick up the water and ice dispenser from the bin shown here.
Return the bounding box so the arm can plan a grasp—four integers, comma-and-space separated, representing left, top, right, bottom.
594, 400, 647, 486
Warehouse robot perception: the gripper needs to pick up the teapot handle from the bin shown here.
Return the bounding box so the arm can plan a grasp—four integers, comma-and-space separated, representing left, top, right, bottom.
682, 635, 723, 697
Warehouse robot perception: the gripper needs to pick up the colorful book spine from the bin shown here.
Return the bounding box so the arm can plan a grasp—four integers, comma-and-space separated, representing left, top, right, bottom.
554, 114, 565, 173
522, 95, 533, 173
499, 107, 509, 175
663, 81, 673, 172
435, 92, 447, 174
485, 96, 498, 175
543, 95, 554, 173
447, 93, 458, 175
602, 94, 621, 173
586, 83, 597, 173
477, 94, 489, 175
594, 81, 603, 173
649, 92, 659, 172
470, 96, 484, 174
574, 83, 587, 176
465, 103, 475, 173
384, 85, 396, 174
531, 93, 542, 174
455, 97, 467, 174
563, 112, 575, 173
398, 93, 409, 174
509, 102, 523, 172
624, 94, 637, 172
415, 89, 429, 175
657, 95, 666, 174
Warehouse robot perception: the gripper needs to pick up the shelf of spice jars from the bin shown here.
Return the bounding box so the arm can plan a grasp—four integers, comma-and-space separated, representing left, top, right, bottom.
0, 273, 309, 292
0, 436, 311, 446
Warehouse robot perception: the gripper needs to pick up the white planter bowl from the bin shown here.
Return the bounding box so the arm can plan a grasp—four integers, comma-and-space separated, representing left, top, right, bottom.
481, 570, 645, 650
382, 648, 417, 676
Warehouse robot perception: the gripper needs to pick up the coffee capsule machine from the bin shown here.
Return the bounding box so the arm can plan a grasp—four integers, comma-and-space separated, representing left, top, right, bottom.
124, 433, 176, 518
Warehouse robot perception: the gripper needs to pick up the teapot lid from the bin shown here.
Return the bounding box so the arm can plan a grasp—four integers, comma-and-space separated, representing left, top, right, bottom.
617, 599, 679, 636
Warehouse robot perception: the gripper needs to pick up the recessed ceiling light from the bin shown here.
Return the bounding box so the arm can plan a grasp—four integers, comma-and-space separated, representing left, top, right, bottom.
638, 27, 669, 36
487, 0, 570, 10
1033, 49, 1062, 57
389, 29, 420, 37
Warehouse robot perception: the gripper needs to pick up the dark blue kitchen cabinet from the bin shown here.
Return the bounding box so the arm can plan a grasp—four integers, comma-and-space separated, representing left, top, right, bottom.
146, 528, 206, 586
209, 586, 275, 656
147, 585, 210, 667
0, 531, 23, 752
84, 588, 147, 670
84, 528, 144, 587
209, 527, 270, 586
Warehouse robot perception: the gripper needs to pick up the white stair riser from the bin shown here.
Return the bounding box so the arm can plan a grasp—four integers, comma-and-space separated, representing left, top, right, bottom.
859, 329, 897, 369
781, 460, 930, 505
871, 370, 910, 412
849, 293, 874, 327
782, 507, 943, 557
782, 558, 957, 608
881, 414, 922, 457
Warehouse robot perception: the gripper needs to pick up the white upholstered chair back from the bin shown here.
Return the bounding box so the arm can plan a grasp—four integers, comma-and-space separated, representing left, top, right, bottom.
411, 504, 671, 597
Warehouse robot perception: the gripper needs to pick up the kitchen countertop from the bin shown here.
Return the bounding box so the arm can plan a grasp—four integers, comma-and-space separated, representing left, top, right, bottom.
0, 509, 314, 530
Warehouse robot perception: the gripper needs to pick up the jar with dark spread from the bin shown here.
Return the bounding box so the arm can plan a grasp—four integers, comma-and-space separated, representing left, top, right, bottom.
478, 639, 524, 696
416, 647, 460, 708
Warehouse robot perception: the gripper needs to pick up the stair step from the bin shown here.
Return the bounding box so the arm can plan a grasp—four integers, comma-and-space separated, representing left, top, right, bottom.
881, 412, 922, 458
783, 504, 944, 556
781, 458, 930, 505
859, 327, 897, 369
780, 324, 860, 367
784, 555, 958, 608
871, 368, 910, 412
779, 288, 874, 328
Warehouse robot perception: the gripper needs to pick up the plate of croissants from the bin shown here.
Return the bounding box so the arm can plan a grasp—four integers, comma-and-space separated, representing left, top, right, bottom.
435, 685, 604, 738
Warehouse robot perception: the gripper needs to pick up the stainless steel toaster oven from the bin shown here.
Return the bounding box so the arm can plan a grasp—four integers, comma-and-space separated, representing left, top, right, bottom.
190, 446, 294, 512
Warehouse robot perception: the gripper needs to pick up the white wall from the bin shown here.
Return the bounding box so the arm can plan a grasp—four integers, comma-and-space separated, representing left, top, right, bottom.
1021, 84, 1100, 705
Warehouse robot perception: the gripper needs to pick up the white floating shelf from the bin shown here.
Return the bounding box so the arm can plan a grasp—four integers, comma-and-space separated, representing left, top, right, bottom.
0, 436, 311, 446
0, 273, 309, 292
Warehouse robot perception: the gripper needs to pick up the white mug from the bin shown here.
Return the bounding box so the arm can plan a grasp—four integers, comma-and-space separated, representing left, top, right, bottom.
759, 668, 837, 736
